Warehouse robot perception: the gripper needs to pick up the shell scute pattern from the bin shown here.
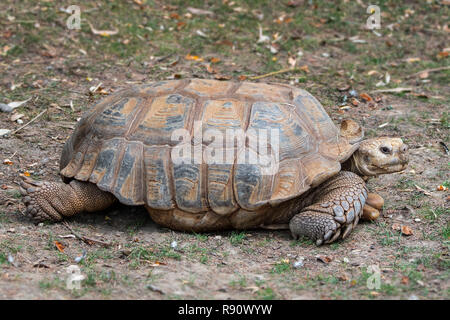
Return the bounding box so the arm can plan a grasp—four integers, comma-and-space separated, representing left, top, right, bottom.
60, 79, 355, 223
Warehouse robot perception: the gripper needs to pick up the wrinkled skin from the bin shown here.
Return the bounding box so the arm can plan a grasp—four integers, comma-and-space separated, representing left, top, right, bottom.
350, 137, 409, 176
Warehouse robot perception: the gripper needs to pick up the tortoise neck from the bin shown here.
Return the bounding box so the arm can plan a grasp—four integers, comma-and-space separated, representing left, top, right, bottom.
342, 154, 363, 176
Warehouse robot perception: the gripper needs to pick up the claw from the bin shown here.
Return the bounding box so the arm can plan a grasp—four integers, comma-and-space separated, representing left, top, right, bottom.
324, 229, 333, 241
328, 228, 341, 243
342, 224, 353, 239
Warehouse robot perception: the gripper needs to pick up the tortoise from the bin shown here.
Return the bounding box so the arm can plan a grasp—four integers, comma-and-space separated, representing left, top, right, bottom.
20, 79, 408, 245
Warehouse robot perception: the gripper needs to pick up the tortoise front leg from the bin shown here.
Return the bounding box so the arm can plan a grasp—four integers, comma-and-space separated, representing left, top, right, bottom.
20, 178, 116, 222
289, 171, 368, 245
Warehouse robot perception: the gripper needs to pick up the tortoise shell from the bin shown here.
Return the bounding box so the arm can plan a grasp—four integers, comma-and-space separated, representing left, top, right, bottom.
60, 79, 358, 229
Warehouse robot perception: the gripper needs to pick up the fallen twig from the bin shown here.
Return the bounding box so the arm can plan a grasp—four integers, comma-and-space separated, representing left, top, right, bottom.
407, 66, 450, 78
62, 221, 111, 247
371, 87, 413, 94
414, 184, 432, 196
249, 67, 298, 80
11, 109, 47, 135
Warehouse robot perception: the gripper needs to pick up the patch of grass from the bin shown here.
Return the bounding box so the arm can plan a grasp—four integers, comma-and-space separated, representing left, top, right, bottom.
229, 231, 246, 246
271, 260, 291, 274
441, 223, 450, 240
5, 189, 21, 199
0, 211, 10, 224
229, 275, 247, 288
378, 230, 402, 246
127, 242, 181, 268
0, 252, 7, 265
39, 277, 64, 290
419, 206, 449, 221
199, 254, 208, 264
257, 287, 276, 300
193, 233, 208, 242
290, 237, 314, 247
395, 177, 417, 190
441, 112, 449, 129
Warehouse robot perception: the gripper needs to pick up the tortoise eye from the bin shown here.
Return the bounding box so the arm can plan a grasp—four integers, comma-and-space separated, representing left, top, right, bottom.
380, 146, 391, 154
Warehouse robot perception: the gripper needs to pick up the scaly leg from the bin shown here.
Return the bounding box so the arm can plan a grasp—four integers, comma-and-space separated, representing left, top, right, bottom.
20, 178, 116, 222
289, 171, 368, 245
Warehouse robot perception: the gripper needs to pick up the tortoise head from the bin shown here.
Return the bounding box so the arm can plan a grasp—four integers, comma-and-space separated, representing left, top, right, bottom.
352, 137, 409, 176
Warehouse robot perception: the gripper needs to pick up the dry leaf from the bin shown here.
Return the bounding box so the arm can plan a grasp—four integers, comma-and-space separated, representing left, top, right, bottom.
288, 56, 297, 68
401, 225, 413, 236
54, 241, 65, 253
337, 85, 350, 91
392, 224, 413, 236
3, 159, 13, 165
204, 64, 215, 74
299, 65, 309, 73
419, 71, 429, 79
316, 255, 333, 263
238, 75, 247, 81
214, 74, 231, 80
88, 22, 119, 37
436, 51, 449, 59
360, 93, 373, 101
437, 185, 448, 191
210, 57, 221, 63
185, 54, 203, 62
285, 0, 304, 7
338, 274, 349, 281
10, 113, 24, 122
187, 7, 214, 16
0, 98, 31, 113
257, 24, 270, 43
176, 21, 186, 30
406, 57, 421, 63
351, 98, 359, 106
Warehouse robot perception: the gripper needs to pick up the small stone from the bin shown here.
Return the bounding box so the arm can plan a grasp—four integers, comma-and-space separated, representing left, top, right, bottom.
343, 257, 350, 263
349, 89, 358, 97
408, 294, 419, 300
170, 240, 178, 249
293, 257, 305, 269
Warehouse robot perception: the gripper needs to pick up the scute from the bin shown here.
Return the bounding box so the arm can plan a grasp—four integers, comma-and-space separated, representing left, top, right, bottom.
247, 101, 315, 162
129, 94, 195, 146
184, 79, 235, 97
60, 79, 356, 226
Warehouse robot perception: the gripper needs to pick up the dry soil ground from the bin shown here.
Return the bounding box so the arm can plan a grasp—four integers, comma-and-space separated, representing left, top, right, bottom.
0, 0, 448, 299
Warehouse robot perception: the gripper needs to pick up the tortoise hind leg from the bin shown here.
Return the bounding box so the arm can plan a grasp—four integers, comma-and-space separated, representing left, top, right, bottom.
20, 178, 116, 222
289, 171, 368, 245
